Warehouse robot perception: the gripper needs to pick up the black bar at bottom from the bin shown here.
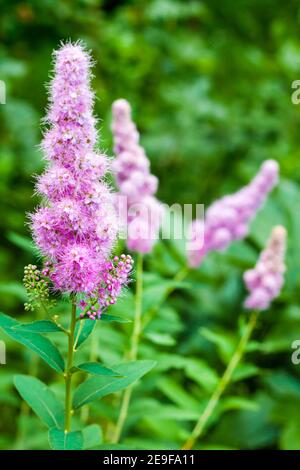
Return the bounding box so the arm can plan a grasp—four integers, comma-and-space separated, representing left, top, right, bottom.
0, 449, 294, 466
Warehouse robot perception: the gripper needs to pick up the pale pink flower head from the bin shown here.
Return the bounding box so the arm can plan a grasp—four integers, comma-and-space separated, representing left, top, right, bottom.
111, 98, 162, 253
244, 225, 287, 310
187, 160, 279, 267
30, 42, 132, 301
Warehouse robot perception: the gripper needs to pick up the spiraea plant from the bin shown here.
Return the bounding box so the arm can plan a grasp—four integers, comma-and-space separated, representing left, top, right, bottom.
182, 225, 287, 450
110, 98, 164, 443
0, 42, 155, 450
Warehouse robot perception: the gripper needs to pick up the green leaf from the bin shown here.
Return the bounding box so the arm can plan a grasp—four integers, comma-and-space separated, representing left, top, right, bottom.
75, 362, 121, 377
221, 397, 260, 412
157, 377, 200, 411
142, 277, 189, 314
48, 428, 83, 450
231, 363, 260, 383
73, 360, 156, 409
82, 424, 102, 449
101, 314, 131, 323
7, 231, 38, 255
208, 393, 277, 449
13, 320, 64, 334
145, 332, 176, 346
0, 283, 27, 301
184, 358, 219, 393
200, 327, 236, 362
281, 420, 300, 450
74, 319, 95, 349
0, 313, 64, 373
14, 375, 64, 429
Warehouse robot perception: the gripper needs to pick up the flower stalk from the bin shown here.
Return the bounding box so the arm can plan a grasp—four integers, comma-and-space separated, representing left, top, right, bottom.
182, 309, 259, 450
64, 295, 77, 432
112, 253, 143, 443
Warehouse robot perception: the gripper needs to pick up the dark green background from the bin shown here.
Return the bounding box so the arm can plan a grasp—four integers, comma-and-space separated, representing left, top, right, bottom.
1, 0, 300, 450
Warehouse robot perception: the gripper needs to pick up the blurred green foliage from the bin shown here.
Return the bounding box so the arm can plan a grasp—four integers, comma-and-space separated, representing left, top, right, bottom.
1, 0, 300, 450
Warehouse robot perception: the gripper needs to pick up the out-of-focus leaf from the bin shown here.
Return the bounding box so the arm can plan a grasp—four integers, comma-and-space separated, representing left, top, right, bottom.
200, 327, 236, 362
6, 232, 38, 255
145, 332, 176, 346
100, 314, 131, 323
0, 283, 27, 301
82, 424, 102, 449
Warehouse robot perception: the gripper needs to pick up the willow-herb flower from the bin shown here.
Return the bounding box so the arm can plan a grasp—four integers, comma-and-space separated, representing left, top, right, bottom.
187, 160, 279, 267
111, 99, 163, 254
30, 42, 132, 307
244, 225, 286, 310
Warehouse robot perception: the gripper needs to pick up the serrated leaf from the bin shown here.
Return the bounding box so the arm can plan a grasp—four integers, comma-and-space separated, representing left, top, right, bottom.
73, 360, 156, 409
75, 362, 121, 377
13, 320, 64, 334
14, 375, 64, 429
48, 428, 83, 450
0, 313, 64, 373
83, 424, 102, 449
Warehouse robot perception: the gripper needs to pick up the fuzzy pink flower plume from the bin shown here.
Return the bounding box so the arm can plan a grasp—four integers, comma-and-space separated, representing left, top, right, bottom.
30, 42, 133, 318
111, 99, 163, 253
243, 225, 286, 310
187, 160, 279, 267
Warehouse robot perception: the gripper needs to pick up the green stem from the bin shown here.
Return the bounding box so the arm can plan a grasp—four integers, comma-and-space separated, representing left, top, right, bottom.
112, 253, 143, 444
182, 310, 259, 450
64, 295, 77, 433
80, 328, 98, 424
130, 253, 143, 361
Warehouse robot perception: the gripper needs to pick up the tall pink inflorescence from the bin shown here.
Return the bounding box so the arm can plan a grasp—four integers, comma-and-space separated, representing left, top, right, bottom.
243, 225, 286, 310
111, 99, 162, 253
30, 43, 133, 317
187, 160, 279, 267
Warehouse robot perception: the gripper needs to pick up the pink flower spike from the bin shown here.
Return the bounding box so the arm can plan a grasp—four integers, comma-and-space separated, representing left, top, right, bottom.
187, 160, 279, 267
243, 225, 287, 311
112, 99, 163, 254
30, 42, 122, 295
